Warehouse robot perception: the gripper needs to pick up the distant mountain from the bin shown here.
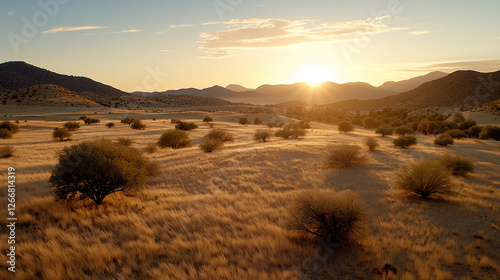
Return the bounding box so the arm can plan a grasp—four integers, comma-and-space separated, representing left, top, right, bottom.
329, 70, 500, 111
225, 84, 254, 92
378, 71, 448, 93
0, 61, 127, 104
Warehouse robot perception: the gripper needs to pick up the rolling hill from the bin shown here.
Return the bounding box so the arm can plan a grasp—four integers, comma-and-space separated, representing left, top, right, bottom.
378, 71, 448, 93
0, 84, 100, 107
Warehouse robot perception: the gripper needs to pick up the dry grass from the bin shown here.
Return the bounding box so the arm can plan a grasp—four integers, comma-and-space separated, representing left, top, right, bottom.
0, 105, 498, 279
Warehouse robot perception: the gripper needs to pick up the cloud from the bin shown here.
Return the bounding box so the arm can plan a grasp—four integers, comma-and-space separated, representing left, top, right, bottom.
410, 30, 429, 35
43, 26, 106, 34
169, 24, 194, 28
200, 50, 232, 59
114, 29, 140, 33
406, 59, 500, 72
160, 49, 171, 52
198, 17, 407, 58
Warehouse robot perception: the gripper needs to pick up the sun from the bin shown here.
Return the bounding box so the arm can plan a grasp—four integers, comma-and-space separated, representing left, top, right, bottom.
297, 68, 332, 86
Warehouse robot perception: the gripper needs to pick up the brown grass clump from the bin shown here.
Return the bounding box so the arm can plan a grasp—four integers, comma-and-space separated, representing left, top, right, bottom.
395, 159, 453, 199
117, 137, 134, 147
49, 138, 153, 205
287, 190, 368, 246
200, 138, 224, 153
364, 137, 379, 151
158, 129, 192, 149
203, 128, 234, 143
438, 153, 475, 177
52, 128, 72, 141
0, 145, 14, 158
0, 128, 13, 139
325, 144, 365, 169
143, 142, 158, 154
254, 129, 273, 142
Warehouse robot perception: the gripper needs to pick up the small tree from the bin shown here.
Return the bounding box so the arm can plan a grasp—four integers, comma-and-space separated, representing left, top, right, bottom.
131, 119, 146, 130
52, 128, 72, 141
363, 117, 380, 129
395, 159, 452, 199
338, 121, 354, 133
253, 117, 263, 125
254, 129, 273, 142
49, 138, 153, 205
63, 121, 80, 131
175, 121, 198, 131
364, 137, 379, 151
203, 116, 213, 123
393, 135, 417, 149
158, 129, 192, 149
121, 117, 135, 126
375, 124, 394, 137
394, 125, 414, 136
434, 133, 454, 146
239, 116, 250, 125
106, 122, 115, 128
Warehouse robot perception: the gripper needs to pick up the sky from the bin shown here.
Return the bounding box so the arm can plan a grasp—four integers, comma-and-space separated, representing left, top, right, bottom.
1, 0, 499, 92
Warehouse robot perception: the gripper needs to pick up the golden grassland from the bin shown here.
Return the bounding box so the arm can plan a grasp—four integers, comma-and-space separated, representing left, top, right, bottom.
0, 106, 499, 279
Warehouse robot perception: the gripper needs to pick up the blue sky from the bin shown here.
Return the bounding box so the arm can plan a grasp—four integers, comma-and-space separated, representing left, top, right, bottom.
1, 0, 499, 92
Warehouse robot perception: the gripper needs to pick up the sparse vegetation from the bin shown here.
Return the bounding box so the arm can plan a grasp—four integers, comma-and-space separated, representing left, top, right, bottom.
275, 122, 307, 139
175, 121, 198, 131
287, 190, 367, 245
143, 142, 158, 154
63, 121, 80, 131
106, 122, 115, 128
395, 159, 452, 199
325, 144, 365, 169
364, 137, 379, 151
439, 153, 475, 176
338, 121, 354, 133
434, 133, 454, 146
121, 117, 134, 126
253, 117, 263, 125
0, 129, 13, 139
52, 128, 72, 141
131, 119, 146, 130
203, 116, 213, 123
446, 129, 467, 139
117, 137, 134, 147
49, 138, 153, 205
83, 118, 100, 125
170, 118, 181, 124
0, 145, 14, 158
254, 129, 273, 142
203, 128, 234, 143
0, 121, 20, 136
393, 135, 417, 149
375, 124, 394, 137
238, 116, 250, 125
466, 125, 482, 138
200, 138, 224, 153
158, 129, 192, 149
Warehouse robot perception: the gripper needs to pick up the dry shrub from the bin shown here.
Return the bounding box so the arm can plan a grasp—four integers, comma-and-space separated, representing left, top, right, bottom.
0, 129, 13, 139
106, 122, 115, 128
479, 125, 500, 141
0, 145, 14, 158
325, 144, 365, 169
439, 153, 474, 176
287, 190, 368, 246
117, 137, 134, 147
200, 138, 224, 153
446, 129, 467, 139
395, 125, 414, 136
49, 138, 153, 205
254, 129, 273, 142
143, 142, 158, 154
395, 159, 453, 199
364, 137, 379, 151
131, 119, 146, 130
275, 123, 306, 139
434, 133, 454, 146
175, 121, 198, 131
203, 128, 234, 143
0, 121, 20, 134
393, 135, 417, 149
63, 121, 80, 131
158, 129, 192, 149
52, 128, 72, 141
238, 116, 250, 125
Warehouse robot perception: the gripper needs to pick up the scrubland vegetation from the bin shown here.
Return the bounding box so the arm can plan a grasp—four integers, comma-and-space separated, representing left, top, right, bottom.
0, 106, 499, 280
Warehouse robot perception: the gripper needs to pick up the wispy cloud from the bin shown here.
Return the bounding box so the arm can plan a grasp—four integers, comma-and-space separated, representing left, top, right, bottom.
198, 17, 407, 58
43, 26, 107, 34
114, 29, 140, 34
160, 49, 171, 52
410, 30, 429, 35
169, 24, 194, 28
406, 59, 500, 72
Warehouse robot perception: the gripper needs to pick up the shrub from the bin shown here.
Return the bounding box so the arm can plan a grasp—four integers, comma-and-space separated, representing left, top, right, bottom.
351, 118, 363, 126
158, 129, 192, 149
0, 121, 20, 134
253, 117, 263, 125
446, 129, 467, 139
175, 121, 198, 131
394, 125, 414, 136
121, 117, 134, 126
143, 142, 158, 154
325, 144, 365, 169
375, 124, 394, 137
287, 190, 367, 245
52, 128, 72, 141
203, 116, 213, 123
298, 120, 311, 129
200, 138, 224, 153
452, 112, 465, 123
439, 153, 474, 176
238, 116, 250, 125
393, 135, 417, 149
49, 138, 153, 205
459, 119, 477, 130
0, 129, 13, 139
364, 137, 379, 151
426, 121, 443, 136
434, 133, 454, 146
363, 117, 380, 129
170, 119, 181, 124
275, 123, 306, 139
0, 145, 14, 158
84, 118, 100, 125
106, 122, 115, 128
63, 121, 80, 131
395, 159, 452, 198
203, 128, 234, 143
254, 129, 273, 142
131, 119, 146, 130
338, 121, 354, 133
117, 137, 134, 147
78, 115, 87, 121
479, 125, 500, 141
466, 125, 482, 138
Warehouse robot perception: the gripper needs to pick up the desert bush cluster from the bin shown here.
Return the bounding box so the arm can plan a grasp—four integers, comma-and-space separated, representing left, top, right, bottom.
0, 121, 20, 139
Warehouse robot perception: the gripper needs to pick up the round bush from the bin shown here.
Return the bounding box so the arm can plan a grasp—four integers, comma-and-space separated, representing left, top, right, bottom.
238, 116, 250, 125
131, 119, 146, 130
52, 128, 72, 141
466, 126, 482, 138
434, 133, 454, 146
287, 190, 367, 245
363, 117, 380, 129
0, 121, 20, 135
253, 117, 263, 125
439, 153, 474, 176
49, 138, 152, 205
325, 144, 365, 169
254, 129, 273, 142
275, 123, 306, 139
203, 116, 213, 123
338, 121, 354, 133
203, 128, 234, 143
375, 124, 394, 137
446, 129, 467, 139
158, 129, 192, 149
121, 117, 134, 126
200, 138, 224, 153
479, 125, 500, 141
0, 145, 14, 158
143, 142, 158, 154
0, 129, 13, 139
364, 137, 379, 151
395, 159, 452, 199
175, 121, 198, 131
394, 125, 414, 136
63, 121, 81, 131
393, 135, 417, 149
106, 122, 115, 128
